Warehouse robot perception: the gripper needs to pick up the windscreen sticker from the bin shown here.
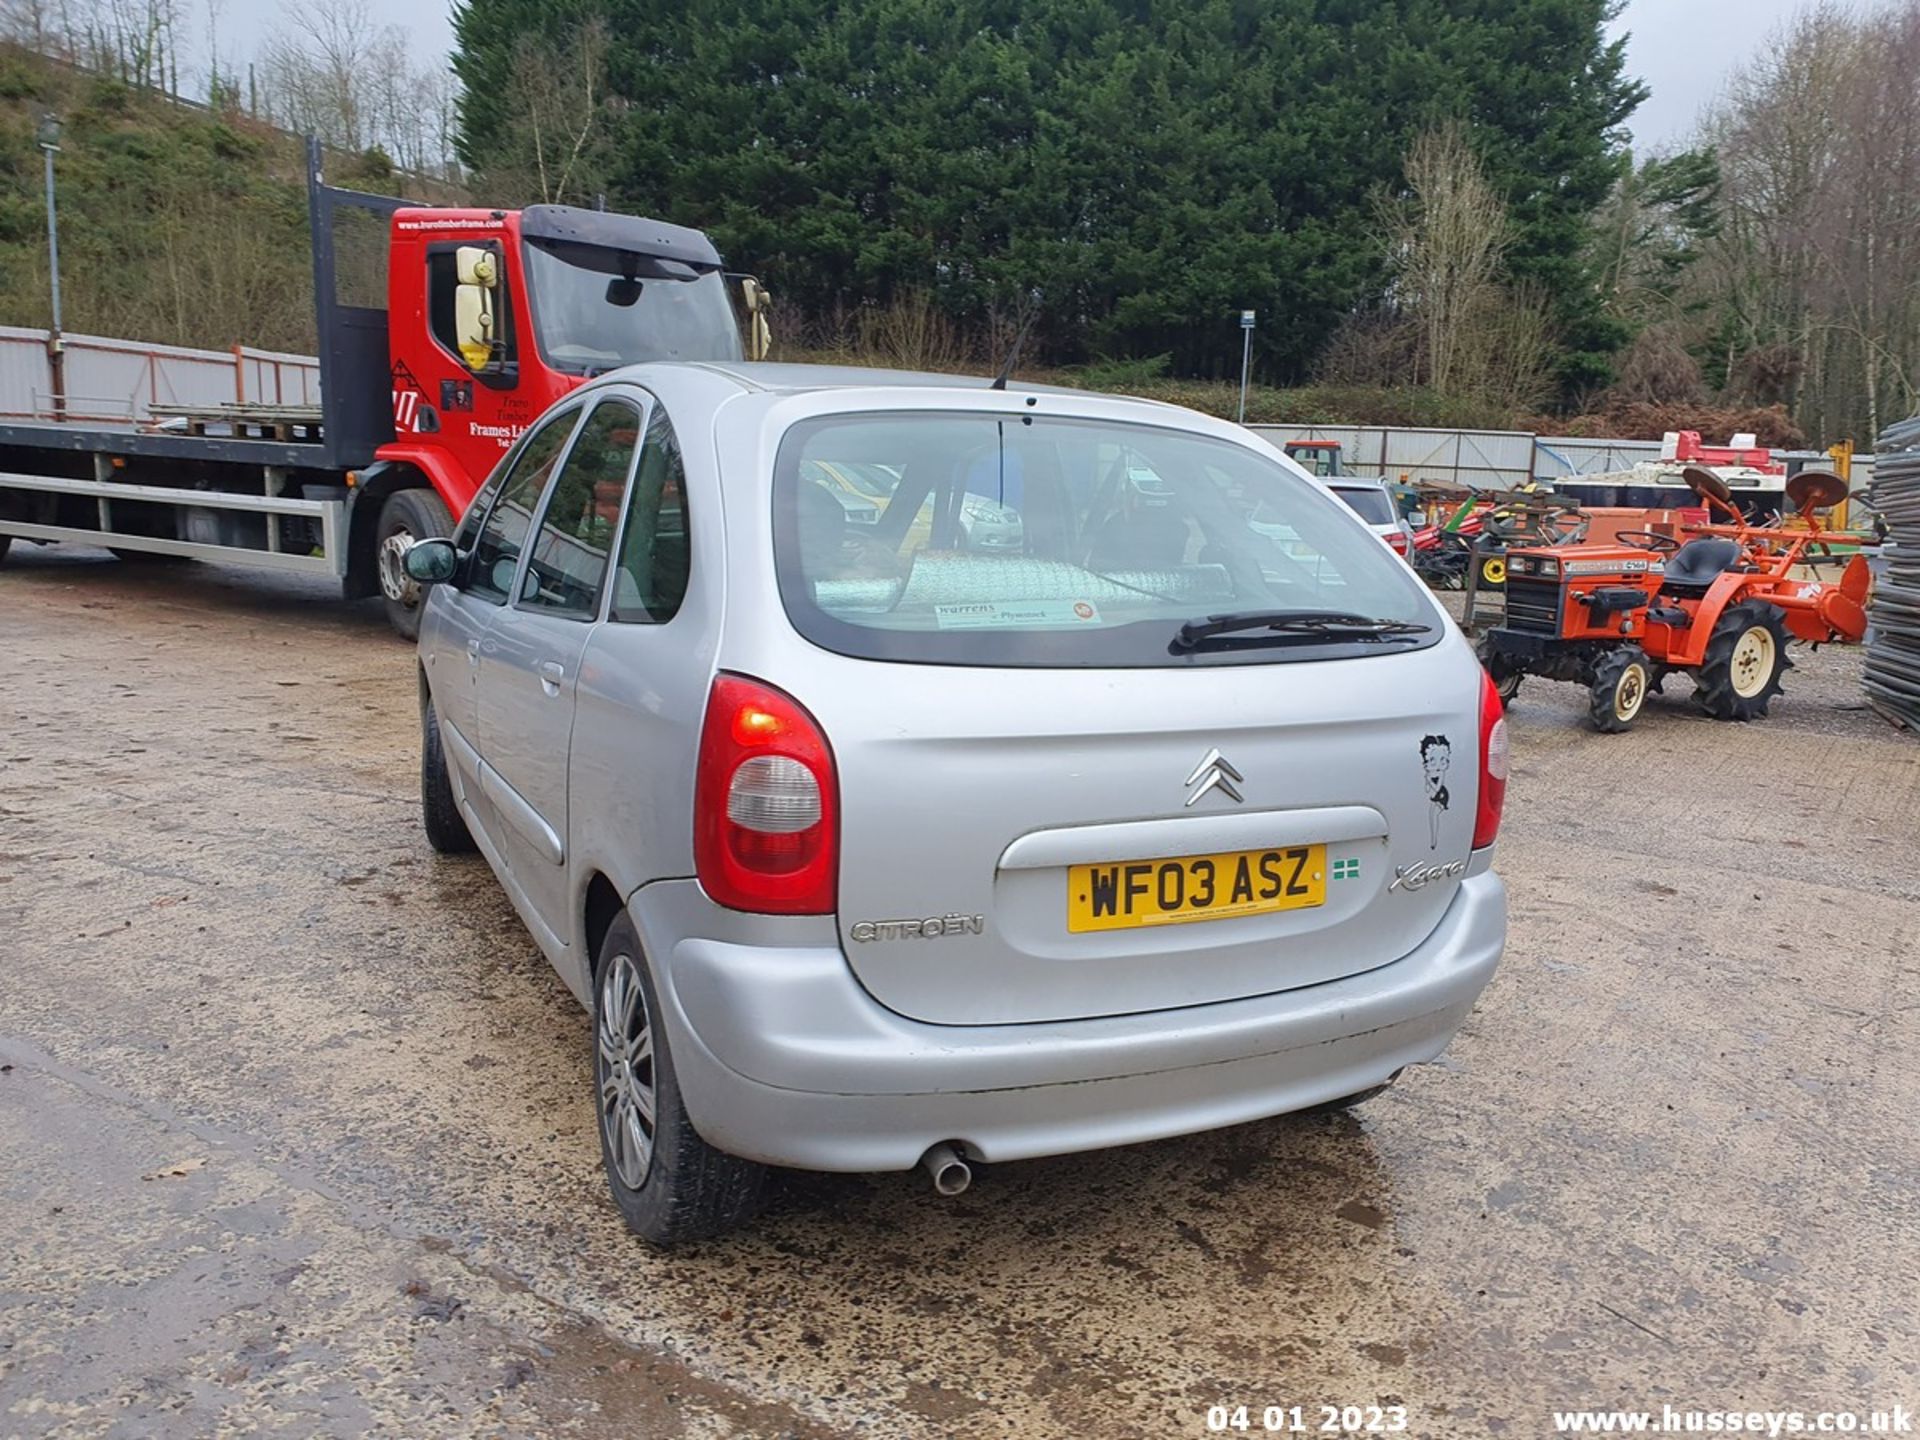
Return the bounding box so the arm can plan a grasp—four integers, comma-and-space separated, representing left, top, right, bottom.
933, 600, 1102, 630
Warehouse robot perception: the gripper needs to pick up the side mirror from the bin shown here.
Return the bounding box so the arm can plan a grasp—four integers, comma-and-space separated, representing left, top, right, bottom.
403, 537, 459, 585
738, 275, 773, 360
454, 244, 499, 373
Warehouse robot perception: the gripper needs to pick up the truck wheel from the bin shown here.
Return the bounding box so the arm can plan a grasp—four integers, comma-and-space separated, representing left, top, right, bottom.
376, 488, 454, 641
1696, 600, 1791, 720
1589, 646, 1651, 732
593, 913, 768, 1245
420, 699, 475, 855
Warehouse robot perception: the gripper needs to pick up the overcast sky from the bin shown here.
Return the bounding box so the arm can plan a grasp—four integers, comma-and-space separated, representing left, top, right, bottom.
199, 0, 1807, 155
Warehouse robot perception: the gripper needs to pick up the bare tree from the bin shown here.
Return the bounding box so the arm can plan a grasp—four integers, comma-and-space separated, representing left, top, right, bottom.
1696, 1, 1920, 441
480, 19, 615, 205
1378, 121, 1511, 394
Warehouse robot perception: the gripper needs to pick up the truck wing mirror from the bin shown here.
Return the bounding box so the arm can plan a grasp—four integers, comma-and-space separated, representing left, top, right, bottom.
402, 537, 459, 585
737, 275, 773, 361
454, 244, 500, 372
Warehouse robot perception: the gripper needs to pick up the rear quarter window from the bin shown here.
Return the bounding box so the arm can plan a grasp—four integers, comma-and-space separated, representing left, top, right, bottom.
771, 412, 1438, 668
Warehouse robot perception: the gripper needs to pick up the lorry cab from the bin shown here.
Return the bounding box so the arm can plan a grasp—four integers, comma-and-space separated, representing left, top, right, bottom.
380, 205, 747, 521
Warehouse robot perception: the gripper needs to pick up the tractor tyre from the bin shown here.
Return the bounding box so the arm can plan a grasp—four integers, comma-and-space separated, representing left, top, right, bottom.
1475, 635, 1524, 704
1478, 554, 1507, 589
1589, 646, 1652, 733
1695, 600, 1791, 721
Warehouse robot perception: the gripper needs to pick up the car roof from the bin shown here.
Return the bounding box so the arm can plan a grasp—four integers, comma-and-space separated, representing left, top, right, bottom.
657, 360, 1149, 403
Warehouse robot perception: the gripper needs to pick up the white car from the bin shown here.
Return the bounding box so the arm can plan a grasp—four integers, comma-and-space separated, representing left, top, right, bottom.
1329, 480, 1415, 559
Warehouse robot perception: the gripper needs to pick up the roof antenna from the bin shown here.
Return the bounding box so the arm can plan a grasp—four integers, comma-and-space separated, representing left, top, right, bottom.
989, 289, 1042, 391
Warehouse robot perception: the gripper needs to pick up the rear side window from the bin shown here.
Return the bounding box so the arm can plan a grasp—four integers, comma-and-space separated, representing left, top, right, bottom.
464, 408, 577, 603
516, 399, 642, 619
772, 412, 1436, 668
610, 407, 692, 624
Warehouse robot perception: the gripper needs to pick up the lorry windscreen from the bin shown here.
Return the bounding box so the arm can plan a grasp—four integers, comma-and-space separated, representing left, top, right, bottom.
523, 238, 743, 374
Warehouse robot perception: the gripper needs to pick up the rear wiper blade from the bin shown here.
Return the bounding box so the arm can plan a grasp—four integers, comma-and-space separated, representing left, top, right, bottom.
1171, 609, 1433, 653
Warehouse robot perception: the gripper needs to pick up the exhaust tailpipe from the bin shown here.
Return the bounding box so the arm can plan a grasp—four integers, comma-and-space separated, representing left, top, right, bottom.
921, 1142, 972, 1197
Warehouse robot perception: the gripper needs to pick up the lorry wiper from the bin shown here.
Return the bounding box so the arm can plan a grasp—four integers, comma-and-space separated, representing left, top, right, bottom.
1171, 609, 1433, 653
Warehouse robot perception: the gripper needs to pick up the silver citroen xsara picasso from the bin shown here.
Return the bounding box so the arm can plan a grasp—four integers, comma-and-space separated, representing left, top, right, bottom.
407, 363, 1509, 1244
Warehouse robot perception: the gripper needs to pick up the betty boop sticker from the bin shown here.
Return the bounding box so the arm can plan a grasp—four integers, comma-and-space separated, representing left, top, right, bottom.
1420, 734, 1452, 849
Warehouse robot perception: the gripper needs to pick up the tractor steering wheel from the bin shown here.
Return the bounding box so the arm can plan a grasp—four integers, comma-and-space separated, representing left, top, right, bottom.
1612, 530, 1680, 554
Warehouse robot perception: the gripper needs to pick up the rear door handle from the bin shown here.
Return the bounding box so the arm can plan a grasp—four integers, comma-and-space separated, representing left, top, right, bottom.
538, 660, 566, 695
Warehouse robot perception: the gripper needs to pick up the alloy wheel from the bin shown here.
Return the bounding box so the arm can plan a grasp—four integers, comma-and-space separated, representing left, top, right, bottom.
597, 952, 657, 1190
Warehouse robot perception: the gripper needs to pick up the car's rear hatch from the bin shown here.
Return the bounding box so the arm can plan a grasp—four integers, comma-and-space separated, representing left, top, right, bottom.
801, 641, 1479, 1026
751, 397, 1479, 1026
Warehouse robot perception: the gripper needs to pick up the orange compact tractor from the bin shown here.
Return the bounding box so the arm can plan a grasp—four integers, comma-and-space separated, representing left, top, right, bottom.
1474, 467, 1875, 731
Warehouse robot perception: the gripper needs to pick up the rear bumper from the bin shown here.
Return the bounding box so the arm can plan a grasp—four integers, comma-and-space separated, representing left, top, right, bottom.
629, 871, 1506, 1173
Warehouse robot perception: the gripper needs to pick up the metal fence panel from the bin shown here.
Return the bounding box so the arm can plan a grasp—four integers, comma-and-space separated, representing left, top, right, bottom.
1532, 436, 1664, 480
1248, 423, 1533, 487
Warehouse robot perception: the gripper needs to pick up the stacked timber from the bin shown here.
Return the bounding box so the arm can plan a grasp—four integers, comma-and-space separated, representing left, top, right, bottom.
1864, 413, 1920, 731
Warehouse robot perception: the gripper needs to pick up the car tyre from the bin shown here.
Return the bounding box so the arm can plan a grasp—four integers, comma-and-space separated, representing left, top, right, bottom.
0, 535, 10, 566
1695, 600, 1791, 720
376, 488, 454, 641
593, 912, 768, 1245
420, 699, 476, 854
1588, 646, 1651, 733
1474, 635, 1523, 704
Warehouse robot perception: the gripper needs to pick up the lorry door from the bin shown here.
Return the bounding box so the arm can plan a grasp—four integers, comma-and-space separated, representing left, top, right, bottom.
473, 395, 644, 952
393, 226, 556, 517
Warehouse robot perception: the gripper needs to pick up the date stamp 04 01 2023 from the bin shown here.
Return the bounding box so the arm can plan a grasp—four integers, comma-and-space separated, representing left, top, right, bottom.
1206, 1405, 1411, 1435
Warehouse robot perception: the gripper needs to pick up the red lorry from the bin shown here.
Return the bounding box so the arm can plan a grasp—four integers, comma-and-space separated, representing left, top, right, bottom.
0, 140, 768, 637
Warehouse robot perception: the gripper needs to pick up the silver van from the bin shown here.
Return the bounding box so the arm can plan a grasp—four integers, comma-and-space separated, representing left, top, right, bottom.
407, 364, 1509, 1243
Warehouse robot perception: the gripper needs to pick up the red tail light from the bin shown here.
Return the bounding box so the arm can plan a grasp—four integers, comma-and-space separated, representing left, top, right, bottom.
1388, 529, 1410, 556
1473, 670, 1508, 849
695, 675, 838, 914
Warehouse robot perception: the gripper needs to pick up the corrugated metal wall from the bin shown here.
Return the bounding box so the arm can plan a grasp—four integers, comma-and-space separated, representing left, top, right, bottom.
1250, 423, 1875, 494
0, 326, 320, 428
1247, 423, 1537, 488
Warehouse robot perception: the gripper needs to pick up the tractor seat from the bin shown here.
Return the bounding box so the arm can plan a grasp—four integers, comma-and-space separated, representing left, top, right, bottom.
1661, 536, 1742, 593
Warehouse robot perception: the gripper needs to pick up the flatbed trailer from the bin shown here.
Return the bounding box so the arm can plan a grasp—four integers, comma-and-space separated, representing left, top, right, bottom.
0, 419, 353, 576
0, 142, 407, 604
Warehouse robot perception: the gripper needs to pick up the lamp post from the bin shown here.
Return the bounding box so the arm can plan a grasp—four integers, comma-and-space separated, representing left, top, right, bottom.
37, 111, 66, 423
1236, 309, 1256, 425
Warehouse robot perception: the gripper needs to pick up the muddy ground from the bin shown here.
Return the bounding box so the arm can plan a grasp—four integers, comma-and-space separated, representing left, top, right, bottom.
2, 548, 1916, 1439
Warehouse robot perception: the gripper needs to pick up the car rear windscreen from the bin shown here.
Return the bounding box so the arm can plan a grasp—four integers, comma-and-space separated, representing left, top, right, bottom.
771, 412, 1438, 667
1332, 485, 1395, 525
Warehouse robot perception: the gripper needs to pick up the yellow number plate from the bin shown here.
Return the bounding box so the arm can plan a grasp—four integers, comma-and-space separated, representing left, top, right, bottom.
1067, 845, 1326, 933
